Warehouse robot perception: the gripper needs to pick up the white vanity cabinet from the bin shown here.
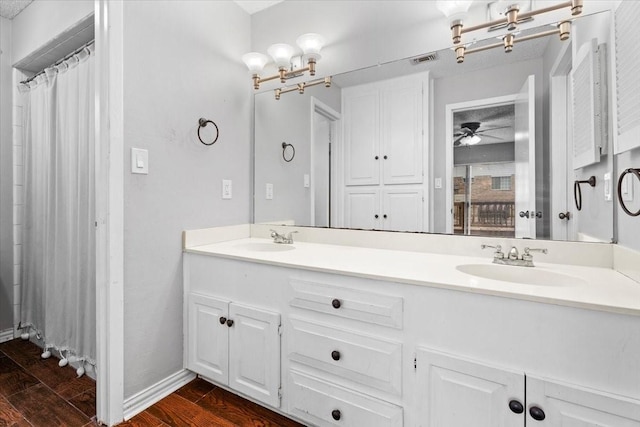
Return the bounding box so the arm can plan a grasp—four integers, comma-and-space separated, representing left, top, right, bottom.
416, 347, 640, 426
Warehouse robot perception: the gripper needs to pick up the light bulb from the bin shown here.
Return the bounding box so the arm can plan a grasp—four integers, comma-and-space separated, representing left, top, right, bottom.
267, 43, 295, 69
296, 33, 325, 61
460, 134, 482, 145
241, 52, 269, 74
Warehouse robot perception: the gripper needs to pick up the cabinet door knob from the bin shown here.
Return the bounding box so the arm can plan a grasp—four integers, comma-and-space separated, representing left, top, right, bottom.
508, 400, 524, 414
383, 214, 387, 219
331, 350, 341, 361
331, 299, 341, 309
529, 406, 546, 421
375, 155, 379, 160
219, 317, 227, 325
226, 319, 234, 327
374, 214, 379, 219
331, 409, 341, 420
383, 155, 388, 160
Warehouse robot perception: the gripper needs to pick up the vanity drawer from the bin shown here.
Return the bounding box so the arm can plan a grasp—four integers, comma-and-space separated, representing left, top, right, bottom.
289, 369, 403, 427
289, 278, 403, 329
288, 318, 402, 395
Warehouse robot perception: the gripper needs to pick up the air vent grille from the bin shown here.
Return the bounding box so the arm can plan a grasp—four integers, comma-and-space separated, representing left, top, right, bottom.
412, 53, 438, 64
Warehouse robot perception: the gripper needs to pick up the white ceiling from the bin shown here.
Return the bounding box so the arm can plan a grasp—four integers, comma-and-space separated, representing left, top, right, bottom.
0, 0, 33, 20
234, 0, 284, 15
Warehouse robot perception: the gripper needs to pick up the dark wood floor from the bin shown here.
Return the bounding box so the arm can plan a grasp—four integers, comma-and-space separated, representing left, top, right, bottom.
0, 338, 304, 427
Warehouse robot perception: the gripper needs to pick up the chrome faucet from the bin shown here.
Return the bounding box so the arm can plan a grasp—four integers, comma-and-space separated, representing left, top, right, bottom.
270, 229, 297, 244
482, 244, 547, 267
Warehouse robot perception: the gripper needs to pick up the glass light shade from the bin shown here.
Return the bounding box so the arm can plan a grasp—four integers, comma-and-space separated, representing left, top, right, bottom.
436, 0, 473, 23
241, 52, 269, 73
460, 134, 482, 145
296, 33, 325, 61
267, 43, 295, 69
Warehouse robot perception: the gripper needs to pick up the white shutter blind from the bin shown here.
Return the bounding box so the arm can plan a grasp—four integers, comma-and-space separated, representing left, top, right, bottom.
614, 0, 640, 153
572, 39, 602, 169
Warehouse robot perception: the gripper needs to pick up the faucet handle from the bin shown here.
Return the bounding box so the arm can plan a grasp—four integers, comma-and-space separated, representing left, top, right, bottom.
481, 244, 504, 259
285, 231, 298, 242
522, 247, 548, 261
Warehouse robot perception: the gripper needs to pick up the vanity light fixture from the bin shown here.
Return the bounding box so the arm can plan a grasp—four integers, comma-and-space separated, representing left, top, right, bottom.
242, 33, 325, 90
436, 0, 581, 63
274, 76, 332, 100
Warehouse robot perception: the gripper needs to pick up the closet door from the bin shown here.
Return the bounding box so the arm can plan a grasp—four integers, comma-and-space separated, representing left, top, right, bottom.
380, 76, 424, 185
343, 86, 380, 186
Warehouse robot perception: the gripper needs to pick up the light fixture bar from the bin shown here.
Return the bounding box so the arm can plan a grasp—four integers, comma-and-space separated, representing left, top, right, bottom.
274, 76, 332, 100
458, 22, 569, 63
459, 0, 582, 36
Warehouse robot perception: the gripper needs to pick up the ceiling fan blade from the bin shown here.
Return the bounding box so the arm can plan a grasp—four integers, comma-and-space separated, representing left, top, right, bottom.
476, 125, 511, 133
480, 134, 505, 140
454, 136, 464, 146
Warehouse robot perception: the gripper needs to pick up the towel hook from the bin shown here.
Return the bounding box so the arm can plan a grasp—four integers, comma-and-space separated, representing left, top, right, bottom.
617, 168, 640, 217
197, 118, 219, 146
574, 176, 596, 211
282, 142, 295, 162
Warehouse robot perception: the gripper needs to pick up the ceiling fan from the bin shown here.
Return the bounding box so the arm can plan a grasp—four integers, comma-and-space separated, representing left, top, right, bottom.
454, 121, 509, 147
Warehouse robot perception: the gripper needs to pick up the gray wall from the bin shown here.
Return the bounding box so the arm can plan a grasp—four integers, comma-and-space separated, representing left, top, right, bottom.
0, 16, 13, 332
432, 58, 545, 234
121, 0, 251, 398
454, 142, 515, 165
254, 84, 341, 226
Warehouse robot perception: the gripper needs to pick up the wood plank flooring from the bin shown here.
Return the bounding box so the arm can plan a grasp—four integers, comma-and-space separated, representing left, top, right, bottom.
0, 338, 305, 427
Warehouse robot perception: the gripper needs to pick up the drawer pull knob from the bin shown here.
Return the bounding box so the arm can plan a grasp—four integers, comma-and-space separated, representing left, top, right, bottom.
508, 400, 524, 414
226, 319, 234, 327
331, 350, 341, 361
331, 299, 341, 309
529, 406, 546, 421
219, 317, 227, 325
331, 409, 341, 421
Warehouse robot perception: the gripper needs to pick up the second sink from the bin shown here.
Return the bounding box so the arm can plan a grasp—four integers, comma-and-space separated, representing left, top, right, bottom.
456, 263, 586, 287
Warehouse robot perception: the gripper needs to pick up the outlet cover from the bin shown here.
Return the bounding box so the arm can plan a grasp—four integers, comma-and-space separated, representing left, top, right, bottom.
222, 180, 232, 199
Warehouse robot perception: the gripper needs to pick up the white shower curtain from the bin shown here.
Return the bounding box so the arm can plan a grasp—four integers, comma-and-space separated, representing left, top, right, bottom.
20, 46, 96, 367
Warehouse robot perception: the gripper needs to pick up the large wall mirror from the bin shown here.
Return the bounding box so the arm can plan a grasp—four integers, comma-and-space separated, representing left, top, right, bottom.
254, 8, 615, 243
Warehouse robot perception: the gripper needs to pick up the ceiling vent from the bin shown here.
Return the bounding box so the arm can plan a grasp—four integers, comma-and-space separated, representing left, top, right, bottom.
412, 52, 438, 64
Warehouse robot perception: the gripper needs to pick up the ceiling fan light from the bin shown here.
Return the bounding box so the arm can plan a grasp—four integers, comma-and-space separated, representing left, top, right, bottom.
460, 134, 482, 145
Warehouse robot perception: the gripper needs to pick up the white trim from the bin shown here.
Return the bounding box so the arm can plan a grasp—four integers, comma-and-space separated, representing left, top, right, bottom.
444, 94, 517, 234
95, 0, 125, 425
310, 97, 341, 227
0, 328, 14, 343
123, 369, 196, 421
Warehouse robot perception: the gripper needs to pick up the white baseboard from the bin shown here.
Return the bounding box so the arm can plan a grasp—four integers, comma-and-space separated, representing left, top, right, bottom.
122, 369, 196, 420
0, 328, 14, 343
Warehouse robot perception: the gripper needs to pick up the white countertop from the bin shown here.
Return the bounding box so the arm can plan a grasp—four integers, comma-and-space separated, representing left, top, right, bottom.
185, 237, 640, 317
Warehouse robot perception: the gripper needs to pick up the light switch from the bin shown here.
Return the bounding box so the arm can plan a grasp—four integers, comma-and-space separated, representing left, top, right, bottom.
266, 183, 273, 200
435, 177, 442, 189
131, 148, 148, 174
222, 180, 232, 199
604, 173, 612, 201
304, 174, 310, 188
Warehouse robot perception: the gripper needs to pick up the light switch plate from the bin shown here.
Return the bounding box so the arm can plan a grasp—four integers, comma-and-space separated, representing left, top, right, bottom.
304, 174, 310, 188
435, 178, 442, 189
222, 180, 232, 199
604, 172, 611, 201
266, 183, 273, 200
131, 148, 148, 174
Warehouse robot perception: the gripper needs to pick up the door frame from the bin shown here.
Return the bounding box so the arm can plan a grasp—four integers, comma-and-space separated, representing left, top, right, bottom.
444, 94, 517, 234
310, 97, 341, 227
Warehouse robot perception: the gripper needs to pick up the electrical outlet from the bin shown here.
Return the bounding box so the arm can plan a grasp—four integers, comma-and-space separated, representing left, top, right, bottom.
266, 183, 273, 200
304, 174, 310, 188
222, 180, 232, 199
604, 173, 611, 201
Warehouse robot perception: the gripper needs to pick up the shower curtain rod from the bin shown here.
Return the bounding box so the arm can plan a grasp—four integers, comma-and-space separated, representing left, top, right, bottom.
20, 40, 95, 85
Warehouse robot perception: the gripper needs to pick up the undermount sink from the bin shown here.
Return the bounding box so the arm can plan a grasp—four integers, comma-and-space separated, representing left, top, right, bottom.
236, 242, 295, 252
456, 263, 586, 287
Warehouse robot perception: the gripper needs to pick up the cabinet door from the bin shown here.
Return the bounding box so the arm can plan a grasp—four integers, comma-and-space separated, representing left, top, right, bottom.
383, 188, 423, 232
416, 347, 524, 427
228, 303, 281, 408
187, 293, 229, 384
527, 376, 640, 426
344, 188, 380, 230
343, 87, 380, 186
381, 79, 423, 185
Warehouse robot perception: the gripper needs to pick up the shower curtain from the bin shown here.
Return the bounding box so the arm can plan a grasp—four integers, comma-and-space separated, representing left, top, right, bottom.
20, 46, 96, 369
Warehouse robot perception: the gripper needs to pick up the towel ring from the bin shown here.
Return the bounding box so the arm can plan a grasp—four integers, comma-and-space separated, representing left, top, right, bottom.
574, 176, 596, 211
197, 118, 219, 146
617, 168, 640, 217
282, 142, 295, 162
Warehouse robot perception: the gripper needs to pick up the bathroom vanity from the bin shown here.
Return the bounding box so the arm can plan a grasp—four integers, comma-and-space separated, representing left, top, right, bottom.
183, 224, 640, 427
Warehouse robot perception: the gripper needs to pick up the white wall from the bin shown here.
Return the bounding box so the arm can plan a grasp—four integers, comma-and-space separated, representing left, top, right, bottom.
11, 0, 93, 64
121, 0, 252, 398
0, 16, 13, 334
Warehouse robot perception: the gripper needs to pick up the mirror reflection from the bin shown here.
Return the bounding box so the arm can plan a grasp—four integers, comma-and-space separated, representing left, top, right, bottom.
254, 10, 614, 242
